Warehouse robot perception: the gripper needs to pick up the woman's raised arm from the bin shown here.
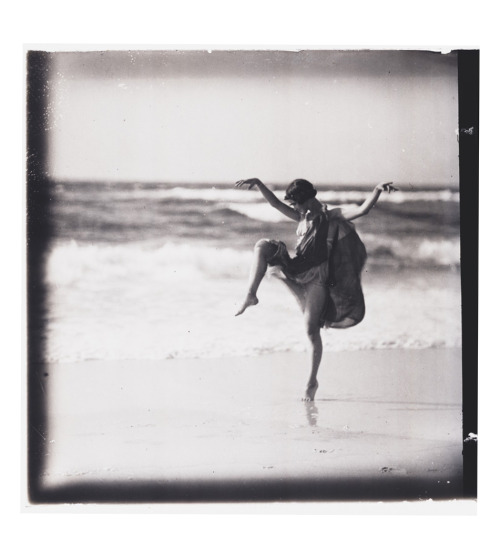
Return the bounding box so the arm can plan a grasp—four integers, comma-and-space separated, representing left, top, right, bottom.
340, 182, 397, 221
235, 178, 300, 221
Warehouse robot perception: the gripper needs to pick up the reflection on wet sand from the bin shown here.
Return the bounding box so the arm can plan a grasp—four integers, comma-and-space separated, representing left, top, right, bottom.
304, 401, 319, 427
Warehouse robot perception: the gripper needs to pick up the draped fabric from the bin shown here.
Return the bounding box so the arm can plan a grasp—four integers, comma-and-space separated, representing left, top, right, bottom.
267, 212, 367, 328
287, 212, 330, 275
322, 219, 367, 327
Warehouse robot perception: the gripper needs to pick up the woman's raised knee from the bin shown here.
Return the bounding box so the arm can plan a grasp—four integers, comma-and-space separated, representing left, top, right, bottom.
254, 238, 272, 250
254, 239, 276, 259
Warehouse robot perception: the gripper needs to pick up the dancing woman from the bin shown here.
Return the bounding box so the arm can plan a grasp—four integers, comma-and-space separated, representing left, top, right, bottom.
234, 178, 396, 400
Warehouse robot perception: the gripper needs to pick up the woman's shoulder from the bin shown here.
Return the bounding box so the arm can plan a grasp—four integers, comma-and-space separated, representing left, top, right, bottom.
326, 207, 356, 237
326, 207, 346, 221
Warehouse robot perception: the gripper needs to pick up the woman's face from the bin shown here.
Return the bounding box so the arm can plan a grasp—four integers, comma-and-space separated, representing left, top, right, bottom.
288, 199, 308, 216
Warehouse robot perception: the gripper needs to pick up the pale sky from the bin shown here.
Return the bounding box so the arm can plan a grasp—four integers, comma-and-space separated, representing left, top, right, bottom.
47, 49, 459, 186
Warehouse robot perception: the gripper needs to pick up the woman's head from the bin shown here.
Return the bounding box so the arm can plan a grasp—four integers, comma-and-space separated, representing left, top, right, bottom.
284, 179, 317, 205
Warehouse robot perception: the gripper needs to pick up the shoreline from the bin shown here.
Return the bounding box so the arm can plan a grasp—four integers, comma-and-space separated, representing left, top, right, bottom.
31, 347, 465, 503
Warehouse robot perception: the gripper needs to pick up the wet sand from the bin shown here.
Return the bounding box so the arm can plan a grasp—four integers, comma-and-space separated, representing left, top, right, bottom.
36, 348, 464, 502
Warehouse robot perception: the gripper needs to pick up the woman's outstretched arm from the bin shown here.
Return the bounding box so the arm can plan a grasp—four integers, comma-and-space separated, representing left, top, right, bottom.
235, 178, 301, 221
340, 182, 397, 221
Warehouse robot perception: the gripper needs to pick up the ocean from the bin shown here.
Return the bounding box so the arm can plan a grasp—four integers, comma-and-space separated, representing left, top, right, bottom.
43, 182, 462, 363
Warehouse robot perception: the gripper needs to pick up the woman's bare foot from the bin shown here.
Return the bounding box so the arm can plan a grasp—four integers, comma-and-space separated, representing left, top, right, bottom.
235, 293, 259, 316
302, 380, 319, 402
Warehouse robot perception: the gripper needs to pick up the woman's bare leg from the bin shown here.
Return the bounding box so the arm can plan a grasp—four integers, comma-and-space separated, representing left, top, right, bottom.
302, 283, 328, 401
276, 276, 306, 311
235, 240, 277, 316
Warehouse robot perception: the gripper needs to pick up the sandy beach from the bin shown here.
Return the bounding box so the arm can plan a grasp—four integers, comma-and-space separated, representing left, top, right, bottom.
33, 347, 464, 503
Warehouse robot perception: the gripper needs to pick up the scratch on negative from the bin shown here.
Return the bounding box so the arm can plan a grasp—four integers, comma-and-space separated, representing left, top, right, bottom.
38, 377, 46, 395
31, 425, 46, 441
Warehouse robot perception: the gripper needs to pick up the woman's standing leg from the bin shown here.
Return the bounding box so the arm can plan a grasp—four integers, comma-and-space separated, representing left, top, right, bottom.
235, 239, 278, 316
302, 283, 328, 401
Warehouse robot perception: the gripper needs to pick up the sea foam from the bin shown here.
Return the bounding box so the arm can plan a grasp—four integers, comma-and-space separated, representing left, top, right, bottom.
45, 232, 460, 294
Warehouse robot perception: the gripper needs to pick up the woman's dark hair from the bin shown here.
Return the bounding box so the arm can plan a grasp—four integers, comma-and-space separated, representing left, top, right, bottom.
284, 179, 317, 204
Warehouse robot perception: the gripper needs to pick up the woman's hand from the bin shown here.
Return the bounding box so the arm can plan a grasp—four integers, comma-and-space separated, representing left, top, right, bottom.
375, 181, 398, 194
235, 178, 264, 190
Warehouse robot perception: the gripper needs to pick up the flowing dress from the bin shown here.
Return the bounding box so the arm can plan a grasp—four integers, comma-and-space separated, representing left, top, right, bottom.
267, 207, 367, 328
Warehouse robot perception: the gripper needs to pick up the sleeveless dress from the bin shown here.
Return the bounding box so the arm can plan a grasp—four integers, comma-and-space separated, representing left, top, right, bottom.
266, 206, 367, 328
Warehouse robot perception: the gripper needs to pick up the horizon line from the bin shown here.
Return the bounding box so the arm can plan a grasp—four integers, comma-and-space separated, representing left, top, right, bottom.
47, 178, 460, 191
